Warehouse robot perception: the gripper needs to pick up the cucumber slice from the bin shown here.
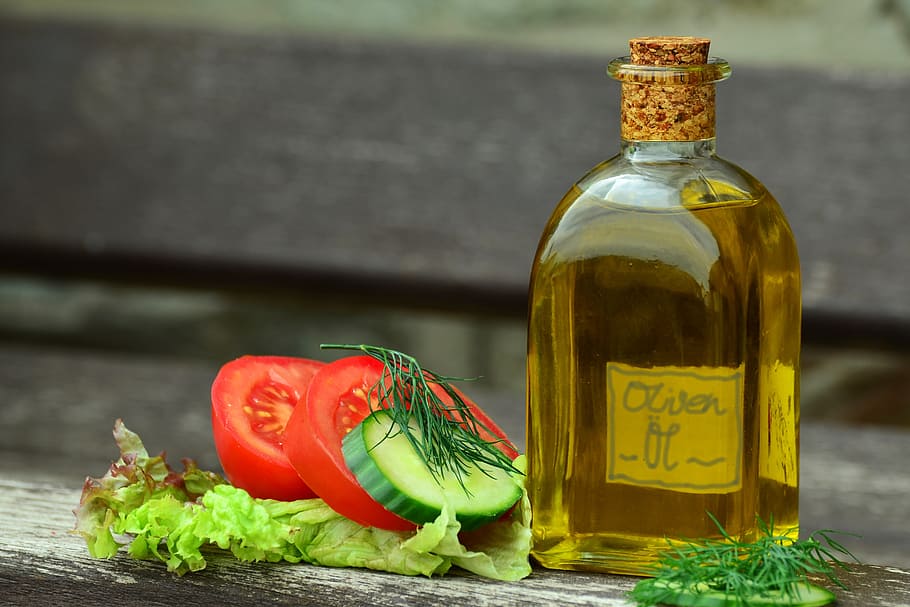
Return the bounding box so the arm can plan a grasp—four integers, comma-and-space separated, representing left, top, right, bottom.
342, 410, 522, 531
644, 580, 837, 607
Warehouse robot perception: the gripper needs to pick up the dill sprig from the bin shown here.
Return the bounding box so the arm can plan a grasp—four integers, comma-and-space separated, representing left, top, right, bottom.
321, 344, 521, 491
630, 514, 858, 607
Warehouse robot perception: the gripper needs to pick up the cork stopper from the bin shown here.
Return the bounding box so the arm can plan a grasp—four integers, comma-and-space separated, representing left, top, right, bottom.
629, 36, 710, 66
619, 36, 717, 141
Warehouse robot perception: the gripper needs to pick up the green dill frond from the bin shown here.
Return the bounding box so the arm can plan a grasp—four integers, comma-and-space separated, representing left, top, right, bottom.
629, 514, 858, 607
321, 344, 520, 492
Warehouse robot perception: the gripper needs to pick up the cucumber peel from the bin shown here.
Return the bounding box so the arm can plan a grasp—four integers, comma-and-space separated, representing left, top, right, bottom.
641, 579, 836, 607
342, 410, 523, 531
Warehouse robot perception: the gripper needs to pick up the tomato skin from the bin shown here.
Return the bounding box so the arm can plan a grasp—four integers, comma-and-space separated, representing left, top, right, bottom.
284, 356, 414, 530
211, 355, 324, 501
283, 355, 520, 530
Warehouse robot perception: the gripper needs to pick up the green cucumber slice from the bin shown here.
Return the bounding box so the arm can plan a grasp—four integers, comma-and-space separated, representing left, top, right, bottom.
342, 410, 522, 531
644, 580, 837, 607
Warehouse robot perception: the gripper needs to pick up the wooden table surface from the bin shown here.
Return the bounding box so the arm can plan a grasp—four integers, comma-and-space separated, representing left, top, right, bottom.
0, 344, 909, 605
1, 472, 908, 607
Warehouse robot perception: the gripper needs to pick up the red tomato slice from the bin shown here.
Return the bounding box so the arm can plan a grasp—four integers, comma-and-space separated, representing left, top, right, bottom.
283, 354, 519, 530
211, 355, 324, 501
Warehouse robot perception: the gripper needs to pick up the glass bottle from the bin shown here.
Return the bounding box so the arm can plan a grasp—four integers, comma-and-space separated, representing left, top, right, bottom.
526, 37, 800, 575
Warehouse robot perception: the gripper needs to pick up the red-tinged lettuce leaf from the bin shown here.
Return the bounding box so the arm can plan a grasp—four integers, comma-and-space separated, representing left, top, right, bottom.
73, 419, 225, 558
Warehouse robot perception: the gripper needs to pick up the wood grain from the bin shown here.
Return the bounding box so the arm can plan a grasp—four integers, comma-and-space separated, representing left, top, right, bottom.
1, 471, 909, 607
1, 18, 909, 345
1, 344, 908, 570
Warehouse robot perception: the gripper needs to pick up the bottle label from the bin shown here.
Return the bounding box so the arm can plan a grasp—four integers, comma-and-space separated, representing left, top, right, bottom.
606, 362, 744, 493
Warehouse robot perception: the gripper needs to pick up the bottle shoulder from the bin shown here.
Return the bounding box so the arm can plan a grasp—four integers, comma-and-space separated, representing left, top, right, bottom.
576, 152, 768, 210
532, 152, 798, 278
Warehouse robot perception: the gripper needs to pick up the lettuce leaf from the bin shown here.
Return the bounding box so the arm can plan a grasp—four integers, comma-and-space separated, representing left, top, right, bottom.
73, 419, 225, 560
74, 421, 531, 581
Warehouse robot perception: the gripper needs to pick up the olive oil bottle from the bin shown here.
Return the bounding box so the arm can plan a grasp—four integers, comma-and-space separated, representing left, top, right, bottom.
526, 37, 800, 575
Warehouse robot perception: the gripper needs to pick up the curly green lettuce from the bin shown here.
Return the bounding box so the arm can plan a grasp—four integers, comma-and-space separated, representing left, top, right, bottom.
73, 420, 532, 580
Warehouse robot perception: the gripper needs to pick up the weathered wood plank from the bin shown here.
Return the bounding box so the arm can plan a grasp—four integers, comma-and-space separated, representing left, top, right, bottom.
1, 18, 909, 344
1, 344, 909, 570
1, 471, 908, 607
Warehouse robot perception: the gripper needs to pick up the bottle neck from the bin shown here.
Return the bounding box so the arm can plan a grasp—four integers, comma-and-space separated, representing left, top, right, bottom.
621, 138, 717, 161
620, 82, 717, 142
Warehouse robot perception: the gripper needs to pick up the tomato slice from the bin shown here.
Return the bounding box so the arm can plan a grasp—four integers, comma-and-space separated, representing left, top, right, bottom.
283, 354, 519, 530
211, 355, 324, 501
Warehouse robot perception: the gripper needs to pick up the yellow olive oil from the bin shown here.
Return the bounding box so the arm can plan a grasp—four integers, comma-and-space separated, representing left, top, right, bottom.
527, 174, 800, 573
526, 35, 800, 577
